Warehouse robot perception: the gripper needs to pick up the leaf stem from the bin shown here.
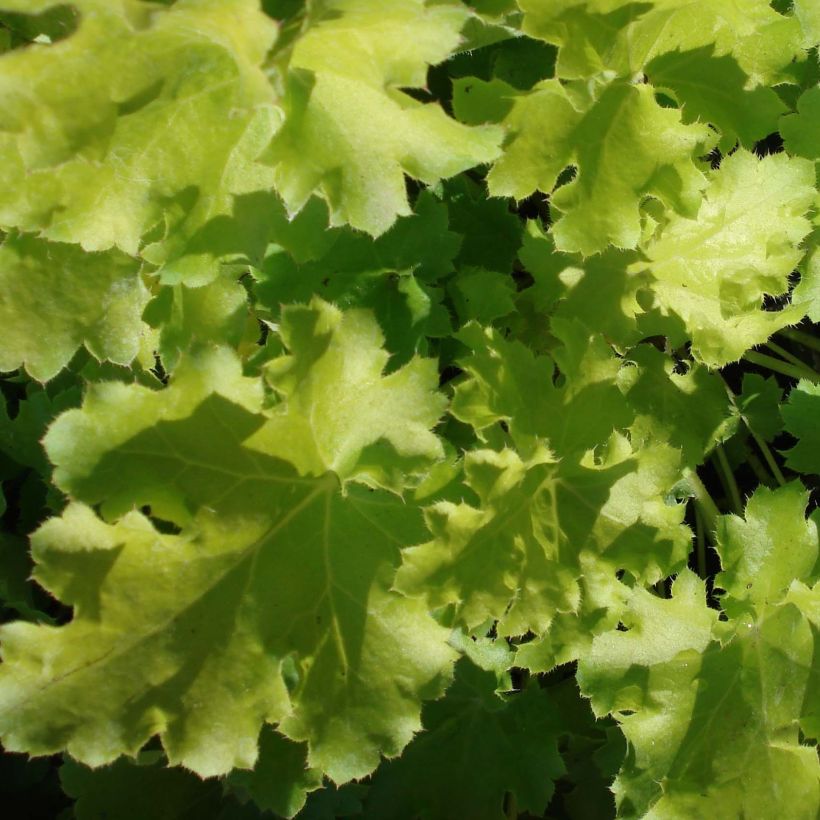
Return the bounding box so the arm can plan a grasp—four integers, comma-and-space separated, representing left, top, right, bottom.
743, 350, 820, 383
780, 327, 820, 355
694, 503, 706, 578
765, 340, 812, 372
714, 444, 743, 515
748, 429, 786, 487
745, 446, 775, 487
683, 468, 719, 535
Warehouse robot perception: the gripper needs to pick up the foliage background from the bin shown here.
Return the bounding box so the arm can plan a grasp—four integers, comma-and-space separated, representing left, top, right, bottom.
0, 1, 818, 818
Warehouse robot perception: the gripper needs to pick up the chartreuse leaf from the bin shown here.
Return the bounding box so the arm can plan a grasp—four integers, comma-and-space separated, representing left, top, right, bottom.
516, 436, 691, 672
0, 0, 280, 280
580, 486, 820, 819
715, 482, 817, 616
363, 658, 565, 820
782, 380, 820, 476
266, 0, 503, 236
788, 579, 820, 740
451, 320, 631, 455
645, 46, 786, 148
793, 0, 820, 48
515, 223, 649, 348
487, 78, 712, 254
142, 274, 252, 374
0, 308, 456, 783
396, 433, 689, 639
259, 298, 447, 489
517, 0, 803, 83
636, 150, 816, 366
0, 234, 150, 381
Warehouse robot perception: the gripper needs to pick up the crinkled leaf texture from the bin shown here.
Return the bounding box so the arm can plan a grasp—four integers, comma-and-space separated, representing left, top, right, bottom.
397, 435, 690, 641
518, 0, 804, 83
0, 305, 456, 783
266, 0, 503, 236
637, 150, 816, 366
487, 78, 712, 254
579, 485, 820, 819
0, 233, 149, 380
0, 0, 280, 280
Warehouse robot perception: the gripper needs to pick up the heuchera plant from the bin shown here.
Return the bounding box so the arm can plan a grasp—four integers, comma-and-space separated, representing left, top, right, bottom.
0, 1, 819, 818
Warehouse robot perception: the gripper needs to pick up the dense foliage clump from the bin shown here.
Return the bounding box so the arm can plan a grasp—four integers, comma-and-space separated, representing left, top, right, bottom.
0, 1, 819, 818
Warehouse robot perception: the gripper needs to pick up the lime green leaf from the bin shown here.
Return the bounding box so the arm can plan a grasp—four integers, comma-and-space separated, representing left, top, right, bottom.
143, 276, 250, 373
266, 0, 502, 236
0, 234, 149, 381
636, 150, 816, 365
516, 223, 648, 348
514, 558, 630, 671
787, 580, 820, 739
1, 352, 456, 782
364, 659, 565, 820
793, 0, 820, 48
579, 569, 820, 818
782, 379, 820, 476
451, 321, 631, 455
488, 79, 712, 254
397, 437, 689, 637
0, 0, 280, 274
646, 46, 786, 148
452, 76, 516, 125
579, 571, 717, 715
44, 347, 264, 519
716, 482, 818, 616
258, 298, 446, 488
518, 0, 803, 83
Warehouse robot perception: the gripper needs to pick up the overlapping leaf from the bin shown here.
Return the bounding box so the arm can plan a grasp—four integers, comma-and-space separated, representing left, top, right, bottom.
266, 0, 503, 235
782, 379, 820, 475
579, 486, 820, 818
518, 0, 804, 83
450, 321, 632, 455
487, 78, 712, 254
364, 659, 564, 820
0, 305, 456, 783
636, 150, 816, 365
0, 234, 150, 381
396, 434, 689, 639
0, 0, 280, 281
